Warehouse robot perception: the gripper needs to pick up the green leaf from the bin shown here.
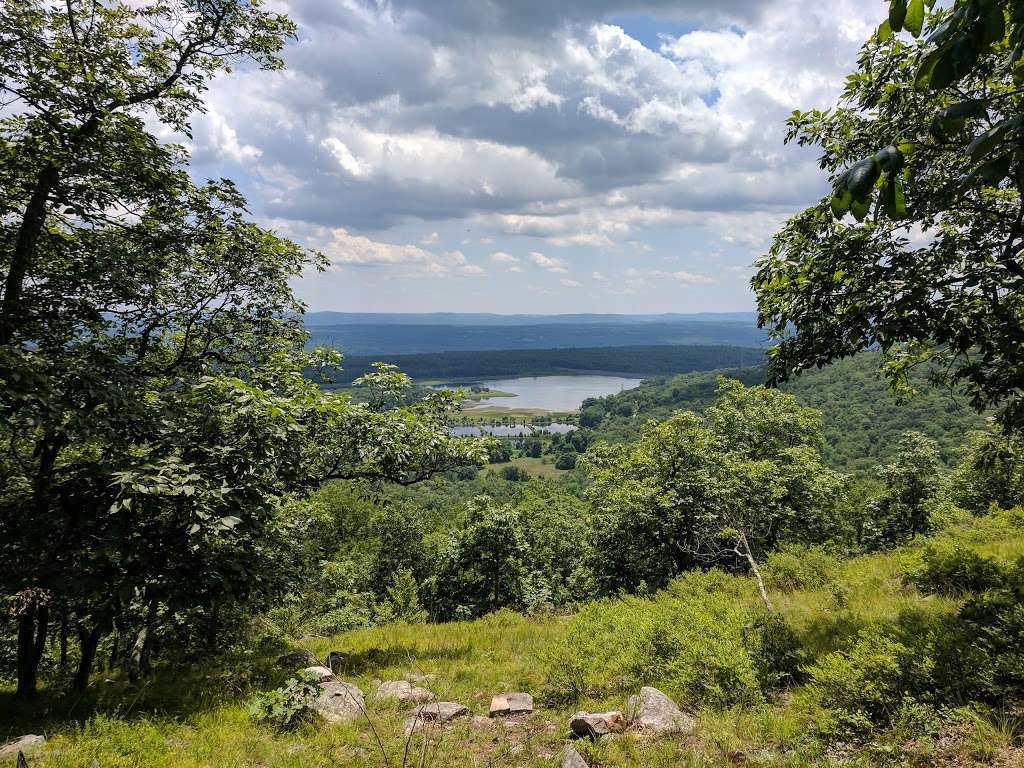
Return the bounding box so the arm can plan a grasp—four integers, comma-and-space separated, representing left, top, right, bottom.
851, 197, 870, 222
889, 0, 908, 33
875, 19, 894, 43
219, 515, 243, 529
967, 118, 1022, 162
905, 0, 924, 37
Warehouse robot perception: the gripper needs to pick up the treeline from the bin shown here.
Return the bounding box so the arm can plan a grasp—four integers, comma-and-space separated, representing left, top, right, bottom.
581, 353, 988, 471
329, 345, 766, 385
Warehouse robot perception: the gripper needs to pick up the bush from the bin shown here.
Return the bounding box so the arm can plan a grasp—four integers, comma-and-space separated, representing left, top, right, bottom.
742, 612, 806, 690
763, 544, 839, 591
807, 627, 935, 737
932, 558, 1024, 706
249, 673, 322, 731
542, 570, 773, 708
903, 545, 1006, 596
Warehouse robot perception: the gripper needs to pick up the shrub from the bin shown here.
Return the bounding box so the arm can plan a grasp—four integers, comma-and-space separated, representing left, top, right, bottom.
807, 627, 935, 737
542, 570, 772, 708
249, 672, 322, 731
932, 558, 1024, 706
742, 612, 806, 689
763, 544, 839, 591
903, 545, 1006, 596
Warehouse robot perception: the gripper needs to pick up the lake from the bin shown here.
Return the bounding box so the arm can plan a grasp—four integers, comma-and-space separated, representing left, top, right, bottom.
462, 375, 643, 412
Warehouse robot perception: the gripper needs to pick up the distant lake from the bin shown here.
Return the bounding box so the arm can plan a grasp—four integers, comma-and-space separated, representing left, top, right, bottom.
450, 423, 576, 437
462, 375, 643, 412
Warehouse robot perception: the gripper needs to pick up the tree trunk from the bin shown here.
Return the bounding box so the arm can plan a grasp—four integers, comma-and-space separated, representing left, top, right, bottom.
15, 606, 38, 699
32, 602, 49, 668
59, 606, 68, 670
737, 532, 774, 612
1, 163, 59, 345
127, 599, 158, 682
107, 634, 119, 671
73, 624, 102, 691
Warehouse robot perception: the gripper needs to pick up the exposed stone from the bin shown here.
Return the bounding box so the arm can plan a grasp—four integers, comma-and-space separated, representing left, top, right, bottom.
312, 680, 365, 723
569, 711, 625, 740
303, 665, 334, 682
561, 744, 589, 768
276, 649, 317, 668
412, 701, 470, 723
625, 686, 696, 735
0, 735, 45, 761
470, 715, 494, 729
376, 679, 434, 704
489, 692, 534, 717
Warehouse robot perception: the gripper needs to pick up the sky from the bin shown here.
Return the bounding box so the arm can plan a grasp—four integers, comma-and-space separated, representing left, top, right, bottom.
180, 0, 887, 314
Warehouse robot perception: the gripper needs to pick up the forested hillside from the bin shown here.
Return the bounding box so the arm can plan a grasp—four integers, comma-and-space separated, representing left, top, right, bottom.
583, 353, 988, 470
332, 344, 765, 384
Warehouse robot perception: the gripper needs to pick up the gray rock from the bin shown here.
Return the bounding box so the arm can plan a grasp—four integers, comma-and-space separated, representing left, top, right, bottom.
303, 665, 335, 682
413, 701, 469, 723
569, 711, 625, 740
0, 735, 45, 760
312, 680, 365, 723
489, 692, 534, 717
376, 680, 434, 704
276, 649, 317, 668
625, 686, 695, 735
561, 744, 589, 768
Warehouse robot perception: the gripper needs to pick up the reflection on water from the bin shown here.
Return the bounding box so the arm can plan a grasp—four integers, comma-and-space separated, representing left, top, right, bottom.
462, 374, 643, 412
450, 423, 576, 437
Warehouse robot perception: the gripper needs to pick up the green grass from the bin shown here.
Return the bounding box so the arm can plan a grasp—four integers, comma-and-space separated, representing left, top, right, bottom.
484, 457, 567, 479
5, 510, 1024, 767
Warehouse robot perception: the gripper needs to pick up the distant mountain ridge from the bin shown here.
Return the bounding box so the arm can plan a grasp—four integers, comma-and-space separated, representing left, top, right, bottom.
304, 311, 760, 327
305, 313, 767, 355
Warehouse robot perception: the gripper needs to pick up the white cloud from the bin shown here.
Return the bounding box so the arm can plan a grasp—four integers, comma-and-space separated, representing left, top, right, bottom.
461, 264, 487, 275
592, 271, 608, 281
560, 278, 582, 287
490, 251, 520, 263
420, 231, 441, 245
528, 251, 568, 273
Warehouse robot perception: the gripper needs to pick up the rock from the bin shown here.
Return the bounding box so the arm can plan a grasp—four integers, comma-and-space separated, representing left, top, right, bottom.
625, 686, 695, 735
569, 711, 625, 740
489, 692, 534, 717
470, 715, 494, 729
303, 665, 334, 682
312, 680, 365, 723
561, 745, 589, 768
276, 649, 317, 668
408, 672, 437, 683
412, 701, 470, 724
376, 680, 434, 704
0, 735, 45, 761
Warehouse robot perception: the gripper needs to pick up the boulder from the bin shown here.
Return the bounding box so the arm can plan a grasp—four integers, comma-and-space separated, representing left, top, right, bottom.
569, 711, 625, 740
303, 665, 335, 682
561, 744, 589, 768
412, 701, 469, 724
376, 680, 434, 704
0, 735, 45, 761
625, 686, 695, 735
276, 649, 317, 668
312, 680, 365, 723
489, 692, 534, 717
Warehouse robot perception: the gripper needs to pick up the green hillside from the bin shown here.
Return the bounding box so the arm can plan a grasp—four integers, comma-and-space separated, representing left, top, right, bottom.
583, 352, 988, 471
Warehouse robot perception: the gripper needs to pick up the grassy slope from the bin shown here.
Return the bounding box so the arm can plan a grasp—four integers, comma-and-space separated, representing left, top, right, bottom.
6, 510, 1024, 767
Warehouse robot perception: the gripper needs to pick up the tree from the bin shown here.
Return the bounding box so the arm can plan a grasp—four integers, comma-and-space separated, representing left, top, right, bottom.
867, 431, 941, 546
753, 1, 1024, 432
583, 380, 846, 598
425, 497, 528, 620
0, 0, 490, 698
947, 428, 1024, 512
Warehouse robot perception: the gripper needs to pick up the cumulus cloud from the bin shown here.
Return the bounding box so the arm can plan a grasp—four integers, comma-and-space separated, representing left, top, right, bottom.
490, 251, 519, 263
528, 251, 569, 272
560, 278, 582, 287
180, 0, 887, 311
